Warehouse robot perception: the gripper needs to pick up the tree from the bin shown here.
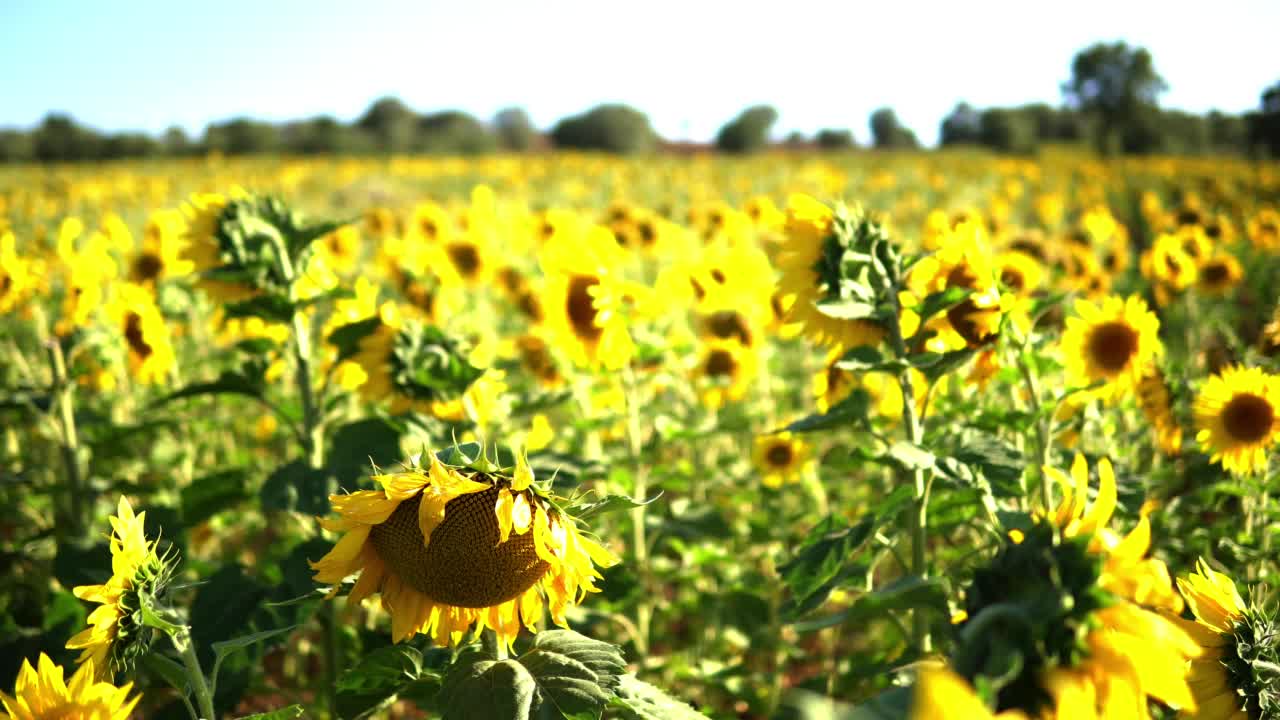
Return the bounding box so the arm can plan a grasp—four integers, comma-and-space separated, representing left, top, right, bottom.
493, 108, 539, 151
356, 97, 418, 153
1062, 42, 1167, 154
1249, 81, 1280, 157
202, 118, 281, 155
32, 114, 102, 162
940, 103, 982, 146
418, 111, 495, 154
550, 104, 657, 154
979, 109, 1038, 154
714, 105, 778, 154
869, 108, 918, 149
815, 128, 856, 150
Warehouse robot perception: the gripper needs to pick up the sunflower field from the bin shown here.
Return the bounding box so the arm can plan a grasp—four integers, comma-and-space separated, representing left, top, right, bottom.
1, 150, 1279, 720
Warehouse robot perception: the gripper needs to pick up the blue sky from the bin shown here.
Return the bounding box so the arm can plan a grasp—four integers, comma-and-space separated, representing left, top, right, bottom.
1, 0, 1276, 146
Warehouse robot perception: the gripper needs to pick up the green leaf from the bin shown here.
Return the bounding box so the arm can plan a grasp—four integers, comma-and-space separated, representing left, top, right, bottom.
815, 298, 878, 320
337, 645, 424, 694
952, 438, 1025, 498
785, 389, 871, 433
610, 674, 707, 719
259, 460, 334, 515
211, 625, 298, 663
906, 348, 977, 383
233, 706, 306, 720
234, 337, 281, 356
327, 317, 382, 363
327, 418, 402, 486
835, 345, 906, 374
439, 653, 537, 720
572, 493, 661, 519
781, 486, 913, 617
224, 294, 297, 324
181, 469, 250, 525
153, 370, 264, 406
142, 652, 190, 694
886, 441, 935, 472
795, 575, 948, 633
845, 686, 913, 720
913, 286, 973, 325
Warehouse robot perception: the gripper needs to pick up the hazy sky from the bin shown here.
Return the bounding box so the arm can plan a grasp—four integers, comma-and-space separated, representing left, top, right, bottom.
2, 0, 1276, 146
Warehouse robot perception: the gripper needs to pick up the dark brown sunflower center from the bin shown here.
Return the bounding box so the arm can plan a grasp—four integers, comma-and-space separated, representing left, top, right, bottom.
1222, 394, 1274, 443
516, 290, 542, 323
1087, 321, 1139, 372
124, 313, 153, 359
765, 443, 794, 468
566, 275, 602, 342
638, 221, 657, 245
948, 300, 999, 347
446, 243, 481, 278
131, 253, 164, 282
706, 311, 753, 346
705, 349, 736, 377
369, 488, 550, 608
406, 282, 436, 316
421, 220, 438, 238
710, 269, 727, 284
1200, 262, 1230, 285
946, 264, 979, 289
1000, 268, 1026, 292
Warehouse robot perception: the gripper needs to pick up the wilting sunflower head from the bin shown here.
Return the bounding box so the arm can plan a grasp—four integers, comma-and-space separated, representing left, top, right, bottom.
1175, 560, 1280, 720
775, 194, 891, 349
67, 497, 176, 680
1193, 365, 1280, 476
751, 431, 812, 489
310, 448, 619, 650
347, 303, 485, 415
106, 283, 176, 386
1060, 295, 1163, 403
946, 456, 1199, 717
0, 653, 140, 720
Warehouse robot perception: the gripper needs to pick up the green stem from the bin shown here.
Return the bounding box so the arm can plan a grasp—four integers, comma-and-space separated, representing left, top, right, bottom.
886, 293, 931, 654
175, 629, 217, 720
47, 338, 85, 538
1015, 352, 1053, 511
623, 365, 651, 655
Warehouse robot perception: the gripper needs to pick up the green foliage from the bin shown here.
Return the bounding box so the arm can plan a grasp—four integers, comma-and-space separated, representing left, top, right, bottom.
1063, 41, 1167, 154
869, 108, 919, 149
714, 105, 779, 154
550, 104, 657, 154
815, 128, 857, 150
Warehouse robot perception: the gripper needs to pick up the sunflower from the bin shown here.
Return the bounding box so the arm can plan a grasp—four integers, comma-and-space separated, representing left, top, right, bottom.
106, 283, 176, 385
1143, 233, 1198, 302
128, 209, 192, 285
908, 220, 1008, 349
1173, 560, 1279, 720
751, 432, 813, 488
1060, 295, 1163, 402
180, 190, 259, 304
1246, 208, 1279, 251
408, 201, 454, 244
1260, 305, 1280, 357
912, 666, 1029, 719
1137, 367, 1183, 456
693, 339, 758, 409
775, 194, 885, 349
310, 451, 618, 649
1195, 254, 1243, 296
0, 230, 34, 315
941, 455, 1201, 718
67, 497, 173, 679
0, 654, 139, 720
317, 224, 363, 276
539, 223, 638, 370
994, 250, 1043, 297
1193, 365, 1280, 475
351, 303, 484, 415
56, 229, 115, 336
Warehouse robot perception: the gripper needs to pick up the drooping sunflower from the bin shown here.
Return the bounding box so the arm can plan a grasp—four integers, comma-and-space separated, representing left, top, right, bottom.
1137, 366, 1183, 456
1060, 295, 1163, 402
1172, 560, 1279, 720
751, 431, 813, 488
128, 209, 192, 285
350, 303, 484, 415
1195, 253, 1243, 296
937, 455, 1201, 718
310, 451, 618, 649
539, 223, 638, 370
693, 339, 758, 409
775, 194, 885, 349
180, 190, 259, 304
67, 497, 173, 679
106, 283, 176, 385
0, 654, 139, 720
0, 230, 35, 314
1193, 365, 1280, 475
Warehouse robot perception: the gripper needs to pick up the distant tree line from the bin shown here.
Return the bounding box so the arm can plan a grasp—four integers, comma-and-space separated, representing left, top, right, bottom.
2, 42, 1278, 162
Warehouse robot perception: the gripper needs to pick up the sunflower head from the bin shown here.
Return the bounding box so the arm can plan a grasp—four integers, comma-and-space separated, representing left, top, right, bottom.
1060, 295, 1163, 403
751, 431, 812, 488
0, 654, 140, 720
1194, 365, 1280, 476
311, 447, 619, 650
67, 497, 177, 680
1177, 560, 1280, 719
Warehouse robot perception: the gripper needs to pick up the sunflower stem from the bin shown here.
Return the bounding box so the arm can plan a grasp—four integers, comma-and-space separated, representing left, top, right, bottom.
1015, 351, 1054, 511
173, 628, 217, 720
623, 365, 652, 656
47, 336, 86, 539
885, 289, 931, 654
